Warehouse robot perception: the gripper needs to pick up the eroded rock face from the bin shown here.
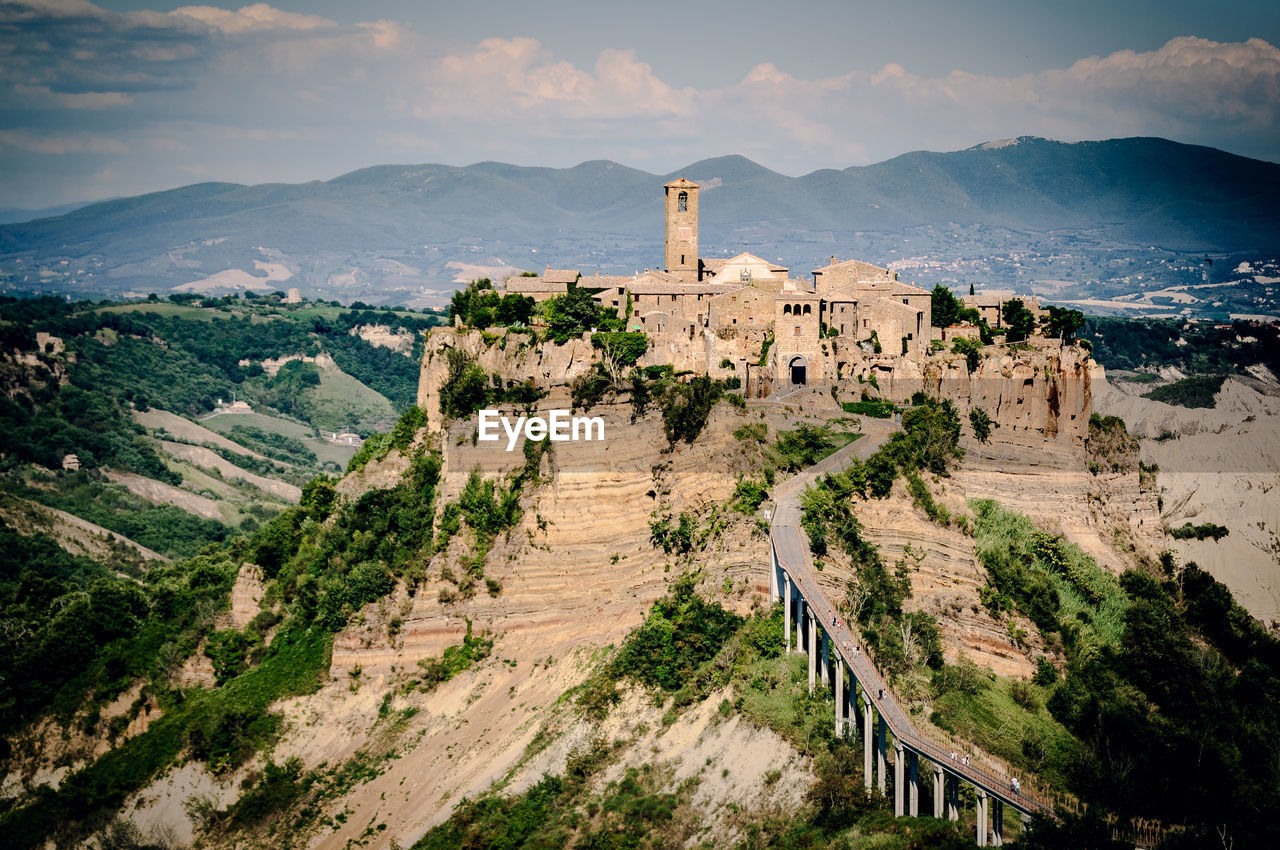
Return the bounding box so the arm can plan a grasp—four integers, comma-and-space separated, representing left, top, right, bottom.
417, 328, 598, 435
869, 344, 1094, 448
264, 401, 778, 849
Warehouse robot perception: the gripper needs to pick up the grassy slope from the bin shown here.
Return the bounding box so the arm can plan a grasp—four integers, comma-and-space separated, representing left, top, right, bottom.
306, 361, 397, 433
201, 410, 357, 468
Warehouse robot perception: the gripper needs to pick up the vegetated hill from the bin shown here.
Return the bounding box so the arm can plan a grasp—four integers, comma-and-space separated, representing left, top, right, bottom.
0, 294, 441, 558
3, 138, 1277, 306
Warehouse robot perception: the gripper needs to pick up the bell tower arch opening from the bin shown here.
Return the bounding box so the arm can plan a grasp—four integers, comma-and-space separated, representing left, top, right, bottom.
664, 177, 699, 282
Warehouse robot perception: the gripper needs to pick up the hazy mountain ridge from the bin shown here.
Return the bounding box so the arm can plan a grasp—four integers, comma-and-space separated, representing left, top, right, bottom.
1, 137, 1278, 311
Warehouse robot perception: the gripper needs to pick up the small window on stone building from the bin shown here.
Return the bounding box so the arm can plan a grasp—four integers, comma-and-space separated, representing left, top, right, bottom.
794, 326, 801, 336
863, 319, 868, 328
678, 191, 688, 212
784, 304, 792, 315
903, 298, 909, 304
802, 304, 811, 315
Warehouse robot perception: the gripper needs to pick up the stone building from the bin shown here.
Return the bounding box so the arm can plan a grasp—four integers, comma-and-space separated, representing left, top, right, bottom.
962, 292, 1044, 328
705, 252, 789, 290
773, 286, 825, 385
492, 175, 1024, 393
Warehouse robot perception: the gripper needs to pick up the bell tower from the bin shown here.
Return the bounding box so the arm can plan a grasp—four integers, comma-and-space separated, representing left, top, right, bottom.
664, 177, 698, 282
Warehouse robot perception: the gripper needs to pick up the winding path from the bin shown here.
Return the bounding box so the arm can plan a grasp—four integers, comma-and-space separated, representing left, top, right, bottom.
767, 417, 1053, 844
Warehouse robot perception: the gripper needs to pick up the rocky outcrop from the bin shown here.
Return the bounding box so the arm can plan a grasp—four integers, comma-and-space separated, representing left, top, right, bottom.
863, 342, 1093, 448
416, 328, 598, 434
351, 324, 416, 354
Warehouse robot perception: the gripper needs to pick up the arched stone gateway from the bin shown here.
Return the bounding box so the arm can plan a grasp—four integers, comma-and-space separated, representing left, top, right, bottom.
789, 355, 808, 386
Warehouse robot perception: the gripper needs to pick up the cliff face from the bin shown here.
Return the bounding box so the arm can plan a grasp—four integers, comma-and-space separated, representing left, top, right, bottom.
864, 342, 1093, 448
416, 328, 598, 434
1096, 374, 1280, 623
256, 401, 780, 849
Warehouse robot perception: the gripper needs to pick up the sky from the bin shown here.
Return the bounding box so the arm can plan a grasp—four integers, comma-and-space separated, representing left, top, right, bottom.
1, 0, 1278, 208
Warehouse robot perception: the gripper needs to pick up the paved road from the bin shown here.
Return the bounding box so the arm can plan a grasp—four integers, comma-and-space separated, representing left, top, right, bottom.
769, 418, 1053, 819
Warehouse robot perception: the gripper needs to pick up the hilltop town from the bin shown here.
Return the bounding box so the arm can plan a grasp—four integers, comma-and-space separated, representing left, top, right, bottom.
490, 177, 1053, 396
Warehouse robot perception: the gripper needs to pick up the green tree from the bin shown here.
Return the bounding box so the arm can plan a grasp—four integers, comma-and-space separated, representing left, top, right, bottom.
438, 348, 490, 420
545, 286, 607, 343
1002, 298, 1036, 342
969, 407, 992, 443
661, 376, 722, 446
1044, 305, 1086, 340
930, 284, 962, 328
952, 336, 983, 372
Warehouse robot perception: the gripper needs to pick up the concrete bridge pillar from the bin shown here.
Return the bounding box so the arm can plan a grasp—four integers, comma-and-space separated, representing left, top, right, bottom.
908, 751, 919, 816
946, 774, 959, 822
992, 798, 1004, 846
847, 674, 856, 738
820, 631, 829, 687
975, 787, 988, 846
833, 656, 844, 738
932, 763, 944, 818
876, 713, 887, 796
770, 549, 779, 600
783, 573, 792, 654
893, 742, 905, 816
862, 697, 873, 794
807, 610, 817, 693
796, 598, 806, 655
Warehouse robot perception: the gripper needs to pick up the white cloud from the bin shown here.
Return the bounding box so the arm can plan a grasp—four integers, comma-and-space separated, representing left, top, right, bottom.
0, 2, 1278, 206
414, 37, 693, 124
170, 3, 337, 34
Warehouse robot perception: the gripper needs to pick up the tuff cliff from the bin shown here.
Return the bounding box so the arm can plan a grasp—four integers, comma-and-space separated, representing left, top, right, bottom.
416, 328, 597, 435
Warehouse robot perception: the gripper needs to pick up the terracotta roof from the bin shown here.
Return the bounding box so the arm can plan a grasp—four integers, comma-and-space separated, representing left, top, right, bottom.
873, 298, 923, 316
664, 177, 698, 189
715, 251, 790, 274
812, 257, 893, 277
888, 281, 932, 297
826, 280, 932, 299
503, 278, 568, 294
577, 274, 633, 290
625, 281, 739, 295
542, 268, 580, 284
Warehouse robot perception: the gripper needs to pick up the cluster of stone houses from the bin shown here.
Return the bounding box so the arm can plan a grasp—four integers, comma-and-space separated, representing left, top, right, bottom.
495, 178, 1041, 393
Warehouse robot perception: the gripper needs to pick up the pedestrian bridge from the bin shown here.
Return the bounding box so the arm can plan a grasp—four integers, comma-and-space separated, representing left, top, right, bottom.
767, 430, 1054, 846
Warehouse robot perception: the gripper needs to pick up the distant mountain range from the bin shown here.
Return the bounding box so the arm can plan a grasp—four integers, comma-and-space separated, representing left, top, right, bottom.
2, 137, 1278, 313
